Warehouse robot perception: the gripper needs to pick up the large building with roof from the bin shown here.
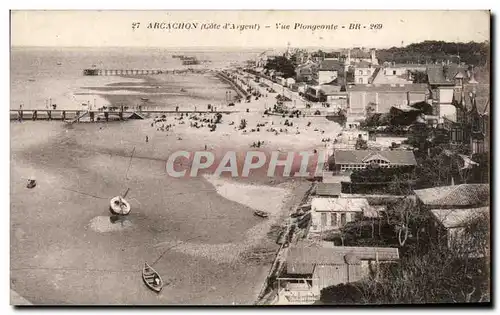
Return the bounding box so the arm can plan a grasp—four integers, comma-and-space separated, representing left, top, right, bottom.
318, 59, 344, 85
330, 149, 417, 173
414, 184, 490, 253
346, 83, 429, 116
310, 197, 371, 232
276, 245, 399, 304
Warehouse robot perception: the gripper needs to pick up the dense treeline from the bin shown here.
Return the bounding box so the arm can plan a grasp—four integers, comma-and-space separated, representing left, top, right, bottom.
377, 40, 490, 66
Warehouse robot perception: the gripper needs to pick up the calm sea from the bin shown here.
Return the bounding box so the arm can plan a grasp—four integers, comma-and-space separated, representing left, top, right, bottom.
10, 47, 261, 110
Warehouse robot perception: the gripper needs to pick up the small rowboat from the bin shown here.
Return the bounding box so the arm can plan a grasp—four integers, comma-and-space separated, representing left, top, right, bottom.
26, 179, 37, 189
109, 196, 131, 215
254, 210, 269, 218
142, 262, 163, 293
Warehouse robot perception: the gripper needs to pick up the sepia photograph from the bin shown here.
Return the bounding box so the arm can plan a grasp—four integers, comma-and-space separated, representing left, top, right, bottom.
9, 9, 491, 306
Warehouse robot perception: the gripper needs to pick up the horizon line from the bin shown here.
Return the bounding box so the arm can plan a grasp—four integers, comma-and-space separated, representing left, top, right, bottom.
10, 39, 489, 51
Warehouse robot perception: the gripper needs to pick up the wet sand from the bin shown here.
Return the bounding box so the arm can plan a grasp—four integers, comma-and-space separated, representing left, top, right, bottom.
10, 70, 339, 304
10, 120, 310, 305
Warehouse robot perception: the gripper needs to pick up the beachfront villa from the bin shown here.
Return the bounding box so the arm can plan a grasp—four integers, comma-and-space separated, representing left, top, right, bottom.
329, 149, 417, 173
276, 245, 399, 304
310, 197, 371, 232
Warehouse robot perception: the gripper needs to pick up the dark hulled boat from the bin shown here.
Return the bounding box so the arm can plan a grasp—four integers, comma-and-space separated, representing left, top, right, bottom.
142, 262, 163, 293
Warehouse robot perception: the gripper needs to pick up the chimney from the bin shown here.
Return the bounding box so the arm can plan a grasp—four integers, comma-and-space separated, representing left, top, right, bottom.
371, 49, 376, 65
468, 66, 478, 84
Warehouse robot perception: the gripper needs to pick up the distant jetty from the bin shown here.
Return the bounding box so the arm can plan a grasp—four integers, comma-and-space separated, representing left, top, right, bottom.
83, 69, 164, 76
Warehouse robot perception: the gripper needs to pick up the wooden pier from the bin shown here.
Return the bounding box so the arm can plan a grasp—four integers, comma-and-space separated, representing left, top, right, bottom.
10, 108, 240, 122
83, 69, 165, 76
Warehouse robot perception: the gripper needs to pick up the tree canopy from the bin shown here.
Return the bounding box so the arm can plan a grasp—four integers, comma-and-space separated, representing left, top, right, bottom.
377, 40, 490, 66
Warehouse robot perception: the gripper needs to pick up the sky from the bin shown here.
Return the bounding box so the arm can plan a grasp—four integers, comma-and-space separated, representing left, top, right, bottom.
10, 10, 490, 48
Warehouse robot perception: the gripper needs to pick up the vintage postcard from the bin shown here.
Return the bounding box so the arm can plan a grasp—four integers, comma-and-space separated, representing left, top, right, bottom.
10, 10, 491, 305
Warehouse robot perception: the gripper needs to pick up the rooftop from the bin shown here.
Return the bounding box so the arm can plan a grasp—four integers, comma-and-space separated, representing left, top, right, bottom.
431, 207, 489, 228
352, 60, 373, 68
311, 197, 370, 213
333, 150, 417, 165
427, 64, 469, 85
315, 183, 342, 196
319, 59, 344, 71
453, 84, 490, 114
320, 84, 342, 95
286, 245, 400, 274
346, 83, 428, 93
414, 184, 490, 208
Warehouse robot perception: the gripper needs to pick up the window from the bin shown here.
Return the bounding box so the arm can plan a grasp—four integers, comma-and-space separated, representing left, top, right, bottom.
472, 140, 484, 154
358, 78, 363, 84
321, 213, 327, 226
358, 70, 363, 75
340, 213, 347, 226
393, 70, 396, 75
473, 116, 481, 132
451, 128, 463, 143
331, 213, 337, 226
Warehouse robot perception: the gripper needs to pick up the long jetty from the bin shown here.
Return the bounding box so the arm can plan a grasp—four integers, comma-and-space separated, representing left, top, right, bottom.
83, 69, 164, 76
10, 108, 239, 122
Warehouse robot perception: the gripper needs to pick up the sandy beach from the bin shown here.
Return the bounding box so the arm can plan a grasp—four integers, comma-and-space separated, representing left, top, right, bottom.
11, 56, 341, 304
10, 114, 315, 304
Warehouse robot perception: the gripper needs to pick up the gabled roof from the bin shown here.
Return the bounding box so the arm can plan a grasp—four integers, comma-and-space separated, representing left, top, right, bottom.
453, 84, 490, 114
414, 184, 490, 208
333, 150, 417, 165
431, 207, 489, 228
427, 65, 469, 85
127, 112, 145, 119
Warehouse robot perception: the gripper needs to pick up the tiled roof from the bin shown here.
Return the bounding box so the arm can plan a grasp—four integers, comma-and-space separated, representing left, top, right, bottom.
286, 247, 346, 274
315, 183, 342, 196
317, 243, 400, 260
431, 207, 489, 228
414, 184, 490, 208
286, 245, 399, 274
427, 65, 469, 85
346, 83, 428, 93
333, 150, 417, 165
311, 197, 370, 213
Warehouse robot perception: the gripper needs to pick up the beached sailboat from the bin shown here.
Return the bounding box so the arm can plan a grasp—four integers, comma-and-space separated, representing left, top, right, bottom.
254, 210, 269, 218
109, 196, 131, 215
109, 188, 131, 215
142, 262, 163, 293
